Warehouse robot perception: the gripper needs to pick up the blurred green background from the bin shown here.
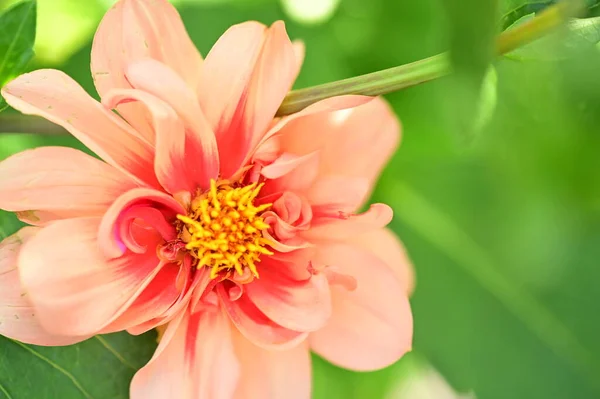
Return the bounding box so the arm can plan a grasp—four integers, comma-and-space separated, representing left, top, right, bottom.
2, 0, 600, 398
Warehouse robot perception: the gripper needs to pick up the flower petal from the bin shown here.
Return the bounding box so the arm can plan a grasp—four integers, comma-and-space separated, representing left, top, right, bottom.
92, 0, 203, 138
219, 285, 307, 350
125, 59, 219, 189
306, 176, 371, 214
278, 96, 400, 183
199, 21, 296, 178
233, 330, 311, 399
0, 228, 89, 346
103, 262, 181, 334
130, 309, 239, 399
1, 70, 159, 187
291, 40, 305, 81
309, 242, 413, 371
98, 187, 184, 259
0, 147, 138, 225
349, 228, 415, 295
18, 217, 163, 336
245, 259, 331, 332
303, 203, 393, 242
103, 88, 193, 194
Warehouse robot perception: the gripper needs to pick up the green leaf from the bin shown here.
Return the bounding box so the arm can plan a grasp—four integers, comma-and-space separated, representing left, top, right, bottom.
0, 333, 156, 399
0, 0, 37, 112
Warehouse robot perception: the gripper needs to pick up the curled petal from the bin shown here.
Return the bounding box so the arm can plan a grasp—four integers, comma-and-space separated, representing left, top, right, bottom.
98, 188, 184, 259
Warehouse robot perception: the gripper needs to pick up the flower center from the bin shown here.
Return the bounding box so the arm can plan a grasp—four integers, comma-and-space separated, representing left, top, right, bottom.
176, 180, 273, 280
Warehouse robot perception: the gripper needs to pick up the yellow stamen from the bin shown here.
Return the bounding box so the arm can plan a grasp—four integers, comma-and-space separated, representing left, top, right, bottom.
177, 179, 272, 280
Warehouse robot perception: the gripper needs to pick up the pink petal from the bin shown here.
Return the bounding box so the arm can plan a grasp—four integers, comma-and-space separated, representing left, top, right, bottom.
91, 0, 203, 139
0, 147, 138, 225
199, 21, 296, 178
103, 88, 192, 194
253, 95, 372, 155
306, 176, 371, 214
18, 217, 163, 336
260, 152, 320, 197
1, 70, 159, 188
219, 285, 307, 350
233, 330, 311, 399
98, 187, 184, 259
303, 203, 393, 241
349, 228, 415, 295
245, 259, 331, 332
278, 96, 400, 183
0, 228, 89, 346
125, 59, 219, 190
260, 152, 319, 180
291, 40, 305, 81
130, 309, 239, 399
102, 262, 181, 334
309, 242, 413, 371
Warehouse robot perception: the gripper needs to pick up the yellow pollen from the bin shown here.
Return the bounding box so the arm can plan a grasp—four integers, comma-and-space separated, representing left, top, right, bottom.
177, 179, 273, 280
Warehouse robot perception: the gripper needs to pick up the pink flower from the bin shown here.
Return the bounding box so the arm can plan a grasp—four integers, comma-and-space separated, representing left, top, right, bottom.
0, 0, 413, 397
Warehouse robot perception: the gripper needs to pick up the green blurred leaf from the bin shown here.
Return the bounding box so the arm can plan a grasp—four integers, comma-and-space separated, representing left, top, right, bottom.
0, 0, 36, 112
0, 333, 156, 399
443, 0, 498, 142
472, 65, 498, 135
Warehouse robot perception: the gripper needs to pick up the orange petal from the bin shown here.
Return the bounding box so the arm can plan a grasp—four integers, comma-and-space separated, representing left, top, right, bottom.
1, 70, 159, 188
104, 88, 194, 194
125, 59, 219, 190
130, 309, 239, 399
198, 21, 297, 178
91, 0, 203, 139
302, 203, 393, 241
18, 217, 163, 336
233, 331, 311, 399
0, 228, 89, 345
309, 242, 413, 371
0, 147, 138, 225
278, 96, 400, 184
218, 285, 307, 350
98, 187, 184, 259
245, 259, 331, 332
348, 228, 415, 295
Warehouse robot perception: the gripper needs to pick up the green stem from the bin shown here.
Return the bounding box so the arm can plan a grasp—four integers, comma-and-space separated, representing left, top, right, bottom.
276, 0, 586, 116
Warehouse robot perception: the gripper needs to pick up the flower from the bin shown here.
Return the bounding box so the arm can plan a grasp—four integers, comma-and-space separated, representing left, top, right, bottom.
0, 0, 414, 397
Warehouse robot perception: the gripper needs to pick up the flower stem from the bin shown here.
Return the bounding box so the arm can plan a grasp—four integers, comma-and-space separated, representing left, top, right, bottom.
276, 0, 586, 116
